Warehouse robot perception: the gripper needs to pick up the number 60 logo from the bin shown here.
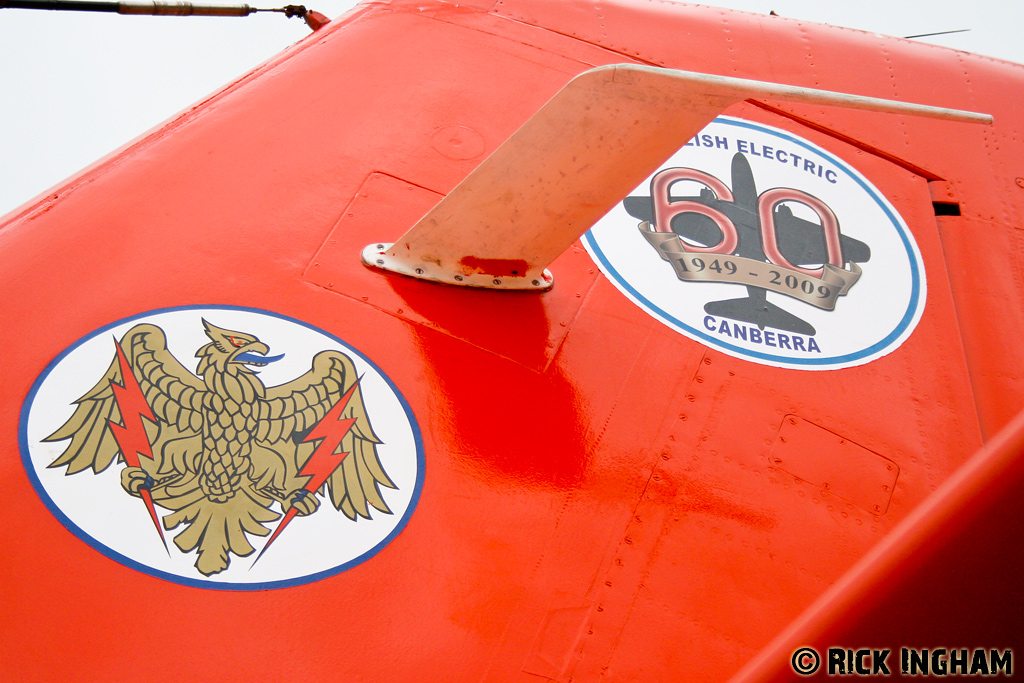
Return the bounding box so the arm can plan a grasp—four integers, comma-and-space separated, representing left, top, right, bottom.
640, 163, 864, 313
584, 116, 927, 370
653, 167, 845, 278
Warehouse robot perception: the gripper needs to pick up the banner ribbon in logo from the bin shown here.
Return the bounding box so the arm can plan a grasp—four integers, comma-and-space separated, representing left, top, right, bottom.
639, 222, 862, 311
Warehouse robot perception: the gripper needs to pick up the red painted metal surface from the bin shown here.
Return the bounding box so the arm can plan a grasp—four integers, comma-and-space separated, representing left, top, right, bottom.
731, 403, 1024, 683
1, 1, 1022, 680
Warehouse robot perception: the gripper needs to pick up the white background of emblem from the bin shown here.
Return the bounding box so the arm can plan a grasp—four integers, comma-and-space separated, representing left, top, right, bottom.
25, 308, 419, 586
585, 117, 927, 370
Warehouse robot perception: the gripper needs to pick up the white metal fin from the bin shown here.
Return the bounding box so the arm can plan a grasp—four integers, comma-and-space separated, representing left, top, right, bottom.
363, 64, 991, 290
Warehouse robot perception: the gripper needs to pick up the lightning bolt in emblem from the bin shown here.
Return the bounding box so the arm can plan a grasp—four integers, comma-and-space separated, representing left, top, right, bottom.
252, 378, 362, 565
107, 338, 167, 551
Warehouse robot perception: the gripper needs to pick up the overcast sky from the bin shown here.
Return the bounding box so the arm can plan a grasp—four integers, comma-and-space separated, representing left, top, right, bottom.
1, 0, 1021, 217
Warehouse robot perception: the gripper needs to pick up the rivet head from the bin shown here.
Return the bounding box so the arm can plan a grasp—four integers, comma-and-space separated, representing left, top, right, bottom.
454, 275, 464, 281
532, 280, 540, 286
415, 268, 424, 275
493, 279, 501, 285
376, 259, 384, 265
376, 244, 384, 249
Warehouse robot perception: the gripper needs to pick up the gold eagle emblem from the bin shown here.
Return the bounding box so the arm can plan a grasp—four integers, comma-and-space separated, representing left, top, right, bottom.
44, 320, 396, 576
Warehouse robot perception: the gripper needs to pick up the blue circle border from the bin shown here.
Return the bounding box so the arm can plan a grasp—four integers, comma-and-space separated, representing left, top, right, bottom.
584, 117, 925, 368
18, 304, 425, 591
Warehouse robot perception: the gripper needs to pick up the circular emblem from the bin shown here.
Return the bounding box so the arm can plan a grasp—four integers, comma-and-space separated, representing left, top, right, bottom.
20, 306, 423, 589
584, 116, 926, 370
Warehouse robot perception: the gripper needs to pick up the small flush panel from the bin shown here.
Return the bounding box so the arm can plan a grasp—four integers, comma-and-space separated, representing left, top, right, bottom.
304, 173, 597, 372
770, 415, 899, 514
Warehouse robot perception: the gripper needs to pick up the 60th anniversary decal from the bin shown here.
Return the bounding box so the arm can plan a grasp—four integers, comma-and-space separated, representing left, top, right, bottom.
585, 117, 926, 370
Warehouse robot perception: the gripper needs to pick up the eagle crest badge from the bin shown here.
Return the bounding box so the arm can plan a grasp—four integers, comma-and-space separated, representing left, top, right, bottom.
21, 307, 423, 589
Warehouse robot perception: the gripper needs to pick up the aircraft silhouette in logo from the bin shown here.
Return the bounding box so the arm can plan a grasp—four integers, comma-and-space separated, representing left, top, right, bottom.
624, 152, 871, 336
